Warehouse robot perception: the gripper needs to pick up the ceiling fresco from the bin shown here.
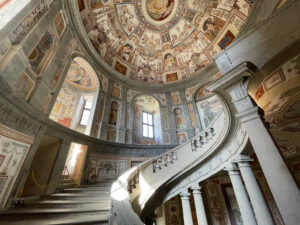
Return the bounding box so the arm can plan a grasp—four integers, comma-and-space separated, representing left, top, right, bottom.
65, 57, 100, 91
79, 0, 252, 83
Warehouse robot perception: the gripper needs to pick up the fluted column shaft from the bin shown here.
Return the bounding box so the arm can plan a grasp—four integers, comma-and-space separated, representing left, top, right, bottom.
180, 191, 194, 225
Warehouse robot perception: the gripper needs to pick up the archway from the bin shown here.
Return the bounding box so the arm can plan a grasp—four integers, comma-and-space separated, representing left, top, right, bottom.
49, 57, 100, 135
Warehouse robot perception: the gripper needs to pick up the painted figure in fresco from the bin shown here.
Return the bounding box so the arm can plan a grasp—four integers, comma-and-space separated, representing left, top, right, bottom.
170, 206, 179, 225
164, 53, 176, 69
120, 43, 133, 62
202, 17, 224, 41
147, 0, 175, 21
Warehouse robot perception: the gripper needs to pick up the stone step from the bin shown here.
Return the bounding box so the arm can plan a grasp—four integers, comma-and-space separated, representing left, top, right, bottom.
20, 201, 111, 209
62, 188, 111, 193
0, 211, 109, 225
0, 181, 113, 225
44, 192, 110, 199
1, 203, 110, 216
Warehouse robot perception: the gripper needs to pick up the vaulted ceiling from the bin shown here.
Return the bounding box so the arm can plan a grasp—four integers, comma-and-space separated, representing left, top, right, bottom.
78, 0, 252, 84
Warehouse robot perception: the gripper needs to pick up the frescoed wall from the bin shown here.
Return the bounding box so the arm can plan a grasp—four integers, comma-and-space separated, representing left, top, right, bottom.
196, 95, 222, 129
164, 196, 183, 225
9, 0, 49, 45
28, 31, 56, 76
108, 101, 119, 126
173, 107, 185, 129
88, 153, 149, 183
132, 95, 163, 145
50, 57, 100, 135
205, 173, 284, 225
0, 124, 34, 208
0, 0, 11, 10
248, 53, 300, 183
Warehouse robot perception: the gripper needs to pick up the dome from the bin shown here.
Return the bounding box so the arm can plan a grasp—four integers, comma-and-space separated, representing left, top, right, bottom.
79, 0, 252, 84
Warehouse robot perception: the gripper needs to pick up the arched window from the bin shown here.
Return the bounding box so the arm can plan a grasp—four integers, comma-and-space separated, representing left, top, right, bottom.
49, 57, 100, 135
132, 95, 162, 145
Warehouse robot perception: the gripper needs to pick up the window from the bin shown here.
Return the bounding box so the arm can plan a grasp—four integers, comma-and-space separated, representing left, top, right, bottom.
80, 101, 92, 126
142, 112, 154, 138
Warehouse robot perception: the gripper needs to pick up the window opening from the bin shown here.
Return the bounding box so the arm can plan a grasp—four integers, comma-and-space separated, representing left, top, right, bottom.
142, 112, 154, 138
80, 101, 92, 126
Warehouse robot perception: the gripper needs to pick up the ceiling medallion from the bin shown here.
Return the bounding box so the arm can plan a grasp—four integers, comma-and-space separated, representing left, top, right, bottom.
142, 0, 178, 23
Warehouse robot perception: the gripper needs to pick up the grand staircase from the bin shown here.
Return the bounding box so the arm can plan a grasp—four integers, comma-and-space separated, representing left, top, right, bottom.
0, 180, 114, 225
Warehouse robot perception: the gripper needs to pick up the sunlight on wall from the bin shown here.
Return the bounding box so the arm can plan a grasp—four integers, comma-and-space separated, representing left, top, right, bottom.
111, 168, 136, 202
138, 173, 154, 208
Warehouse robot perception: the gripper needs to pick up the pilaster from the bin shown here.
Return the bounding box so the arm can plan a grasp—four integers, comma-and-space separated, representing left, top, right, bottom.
165, 93, 177, 144
99, 80, 113, 140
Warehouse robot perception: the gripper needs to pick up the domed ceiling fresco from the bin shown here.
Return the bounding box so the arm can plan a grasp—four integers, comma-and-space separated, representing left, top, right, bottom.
65, 57, 100, 91
79, 0, 252, 83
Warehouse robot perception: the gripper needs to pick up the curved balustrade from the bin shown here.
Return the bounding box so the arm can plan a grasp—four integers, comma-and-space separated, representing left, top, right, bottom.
109, 103, 241, 224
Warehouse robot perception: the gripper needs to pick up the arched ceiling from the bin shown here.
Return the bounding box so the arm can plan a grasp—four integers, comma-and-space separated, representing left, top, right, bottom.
78, 0, 252, 84
65, 57, 100, 91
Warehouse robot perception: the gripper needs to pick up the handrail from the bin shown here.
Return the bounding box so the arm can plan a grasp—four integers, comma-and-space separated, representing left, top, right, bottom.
110, 104, 235, 224
138, 111, 223, 170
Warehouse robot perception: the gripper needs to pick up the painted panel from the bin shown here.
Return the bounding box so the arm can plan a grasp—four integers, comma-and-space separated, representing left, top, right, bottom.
0, 124, 34, 208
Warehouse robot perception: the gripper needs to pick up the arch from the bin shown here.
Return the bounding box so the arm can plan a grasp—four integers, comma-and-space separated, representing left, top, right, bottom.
49, 57, 100, 135
131, 93, 164, 108
193, 82, 213, 102
70, 52, 104, 91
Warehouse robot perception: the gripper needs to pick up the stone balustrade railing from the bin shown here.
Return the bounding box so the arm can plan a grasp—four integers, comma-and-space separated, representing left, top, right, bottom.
110, 106, 233, 225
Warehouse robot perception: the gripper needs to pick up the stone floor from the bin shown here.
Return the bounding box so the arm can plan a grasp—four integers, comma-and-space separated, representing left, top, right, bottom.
0, 180, 114, 225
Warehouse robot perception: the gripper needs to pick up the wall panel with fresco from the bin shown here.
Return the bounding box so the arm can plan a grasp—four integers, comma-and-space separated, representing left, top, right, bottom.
0, 124, 34, 208
249, 53, 300, 185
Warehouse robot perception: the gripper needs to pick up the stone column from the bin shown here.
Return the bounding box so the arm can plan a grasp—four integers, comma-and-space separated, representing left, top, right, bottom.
99, 79, 113, 140
165, 93, 177, 144
234, 156, 274, 225
226, 165, 257, 225
180, 190, 194, 225
191, 184, 208, 225
208, 63, 300, 225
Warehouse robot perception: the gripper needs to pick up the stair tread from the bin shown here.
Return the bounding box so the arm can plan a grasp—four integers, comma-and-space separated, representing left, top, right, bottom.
0, 212, 109, 225
0, 182, 112, 225
26, 200, 111, 205
2, 204, 110, 214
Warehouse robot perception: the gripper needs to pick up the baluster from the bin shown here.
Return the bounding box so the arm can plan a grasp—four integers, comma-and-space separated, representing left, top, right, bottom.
172, 152, 177, 161
163, 155, 168, 166
157, 158, 162, 170
210, 127, 215, 136
152, 160, 157, 173
192, 139, 197, 152
168, 153, 174, 164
